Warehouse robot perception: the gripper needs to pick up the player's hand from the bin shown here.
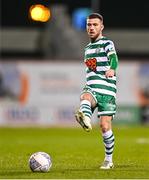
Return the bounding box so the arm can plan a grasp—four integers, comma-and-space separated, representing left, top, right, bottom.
105, 69, 115, 78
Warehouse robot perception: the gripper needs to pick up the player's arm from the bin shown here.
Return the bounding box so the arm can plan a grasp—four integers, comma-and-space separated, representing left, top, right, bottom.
109, 53, 118, 70
104, 41, 118, 77
105, 53, 118, 78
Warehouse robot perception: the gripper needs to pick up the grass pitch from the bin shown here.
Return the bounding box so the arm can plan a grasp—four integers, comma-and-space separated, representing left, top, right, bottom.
0, 126, 149, 179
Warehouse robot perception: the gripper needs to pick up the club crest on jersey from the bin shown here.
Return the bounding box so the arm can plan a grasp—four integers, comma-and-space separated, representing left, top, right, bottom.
95, 48, 101, 54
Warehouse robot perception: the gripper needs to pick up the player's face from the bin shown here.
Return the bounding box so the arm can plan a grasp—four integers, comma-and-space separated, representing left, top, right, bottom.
86, 18, 103, 40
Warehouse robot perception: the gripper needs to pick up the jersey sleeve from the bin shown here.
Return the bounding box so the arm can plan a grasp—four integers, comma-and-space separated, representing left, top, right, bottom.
104, 41, 118, 70
104, 40, 116, 56
109, 53, 118, 70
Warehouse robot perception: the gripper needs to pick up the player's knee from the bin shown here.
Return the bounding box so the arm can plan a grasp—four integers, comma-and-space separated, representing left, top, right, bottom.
100, 116, 112, 133
80, 93, 92, 101
100, 122, 109, 133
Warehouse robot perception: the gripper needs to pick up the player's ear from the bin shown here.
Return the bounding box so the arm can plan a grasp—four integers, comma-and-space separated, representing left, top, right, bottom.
101, 24, 104, 30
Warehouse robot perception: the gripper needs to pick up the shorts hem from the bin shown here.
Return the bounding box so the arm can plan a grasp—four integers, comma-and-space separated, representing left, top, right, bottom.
98, 113, 115, 117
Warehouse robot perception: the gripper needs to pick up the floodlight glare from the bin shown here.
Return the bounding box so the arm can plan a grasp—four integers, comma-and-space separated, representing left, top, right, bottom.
29, 4, 51, 22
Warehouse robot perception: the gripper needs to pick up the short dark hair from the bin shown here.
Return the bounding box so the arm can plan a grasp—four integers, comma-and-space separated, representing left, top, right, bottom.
87, 13, 103, 22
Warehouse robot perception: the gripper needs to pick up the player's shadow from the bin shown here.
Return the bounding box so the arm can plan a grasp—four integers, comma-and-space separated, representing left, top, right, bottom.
52, 167, 96, 172
0, 171, 43, 178
116, 164, 132, 168
112, 164, 148, 171
49, 166, 107, 173
50, 164, 143, 173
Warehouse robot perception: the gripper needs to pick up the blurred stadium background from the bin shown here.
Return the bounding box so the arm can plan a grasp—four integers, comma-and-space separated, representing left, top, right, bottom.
0, 0, 149, 127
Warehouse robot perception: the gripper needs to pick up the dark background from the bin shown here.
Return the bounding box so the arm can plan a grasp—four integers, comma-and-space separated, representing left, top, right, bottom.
1, 0, 149, 28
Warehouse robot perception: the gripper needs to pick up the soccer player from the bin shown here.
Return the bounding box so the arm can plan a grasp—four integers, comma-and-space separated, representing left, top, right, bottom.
75, 13, 118, 169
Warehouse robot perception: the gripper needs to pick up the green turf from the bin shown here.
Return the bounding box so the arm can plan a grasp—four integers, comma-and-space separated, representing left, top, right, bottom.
0, 126, 149, 179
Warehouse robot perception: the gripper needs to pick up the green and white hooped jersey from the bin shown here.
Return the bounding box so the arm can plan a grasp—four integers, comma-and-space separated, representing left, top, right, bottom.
84, 36, 117, 98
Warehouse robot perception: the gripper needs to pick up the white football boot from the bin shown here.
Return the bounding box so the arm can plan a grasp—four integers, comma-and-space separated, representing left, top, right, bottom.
75, 110, 92, 132
100, 160, 114, 169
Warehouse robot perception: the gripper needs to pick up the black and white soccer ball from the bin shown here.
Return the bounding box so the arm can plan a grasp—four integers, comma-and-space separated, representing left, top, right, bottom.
29, 152, 52, 172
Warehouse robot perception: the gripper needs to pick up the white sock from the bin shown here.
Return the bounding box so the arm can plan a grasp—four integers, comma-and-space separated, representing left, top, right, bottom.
80, 100, 92, 119
102, 130, 115, 163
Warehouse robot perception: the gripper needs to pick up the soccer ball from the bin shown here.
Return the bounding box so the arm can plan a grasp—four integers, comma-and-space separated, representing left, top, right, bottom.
29, 152, 52, 172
